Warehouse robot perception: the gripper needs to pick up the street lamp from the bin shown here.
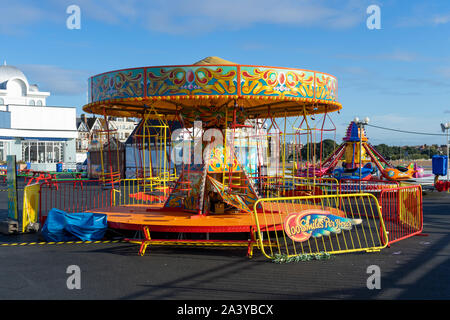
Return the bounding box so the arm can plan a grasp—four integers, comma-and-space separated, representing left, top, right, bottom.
440, 122, 450, 184
354, 117, 370, 192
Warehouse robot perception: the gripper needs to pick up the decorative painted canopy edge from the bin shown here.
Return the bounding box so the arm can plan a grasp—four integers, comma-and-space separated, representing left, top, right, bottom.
82, 63, 341, 120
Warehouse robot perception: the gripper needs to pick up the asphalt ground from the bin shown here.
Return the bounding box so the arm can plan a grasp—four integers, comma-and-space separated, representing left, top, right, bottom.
0, 178, 449, 306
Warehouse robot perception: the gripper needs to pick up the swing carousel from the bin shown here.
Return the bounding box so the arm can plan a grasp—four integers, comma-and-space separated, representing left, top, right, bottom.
82, 57, 344, 256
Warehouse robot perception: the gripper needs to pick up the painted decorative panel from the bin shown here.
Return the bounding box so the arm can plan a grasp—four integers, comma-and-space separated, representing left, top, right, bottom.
315, 72, 337, 102
87, 65, 338, 104
240, 66, 315, 99
90, 68, 145, 102
146, 66, 238, 97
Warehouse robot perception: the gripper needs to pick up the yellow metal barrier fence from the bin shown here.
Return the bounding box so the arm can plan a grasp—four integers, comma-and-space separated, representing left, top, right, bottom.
252, 193, 388, 260
290, 176, 340, 195
113, 176, 177, 206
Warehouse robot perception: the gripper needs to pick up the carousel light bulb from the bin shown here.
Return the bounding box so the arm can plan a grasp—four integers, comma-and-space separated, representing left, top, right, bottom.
364, 117, 370, 124
354, 117, 360, 123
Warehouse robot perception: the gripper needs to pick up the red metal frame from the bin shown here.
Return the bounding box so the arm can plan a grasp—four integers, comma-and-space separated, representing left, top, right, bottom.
107, 220, 255, 233
129, 225, 259, 257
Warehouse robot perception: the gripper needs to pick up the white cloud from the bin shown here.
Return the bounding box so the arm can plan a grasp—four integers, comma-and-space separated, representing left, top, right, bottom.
19, 64, 89, 96
143, 0, 367, 34
437, 67, 450, 79
0, 3, 48, 35
338, 66, 370, 75
395, 3, 450, 28
377, 51, 417, 62
0, 0, 370, 36
55, 0, 139, 25
336, 49, 419, 63
432, 14, 450, 25
51, 0, 368, 35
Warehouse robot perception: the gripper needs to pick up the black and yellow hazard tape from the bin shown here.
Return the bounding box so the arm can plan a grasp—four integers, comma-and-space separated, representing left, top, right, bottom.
0, 239, 127, 246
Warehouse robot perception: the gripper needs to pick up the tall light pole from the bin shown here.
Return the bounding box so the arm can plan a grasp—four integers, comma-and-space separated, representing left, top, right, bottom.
354, 117, 370, 192
441, 122, 450, 183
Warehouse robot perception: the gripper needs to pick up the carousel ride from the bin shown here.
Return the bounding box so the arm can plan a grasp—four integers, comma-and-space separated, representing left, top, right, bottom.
81, 57, 394, 258
81, 57, 341, 254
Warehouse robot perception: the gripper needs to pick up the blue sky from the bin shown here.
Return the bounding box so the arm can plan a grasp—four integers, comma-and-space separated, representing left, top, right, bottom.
1, 0, 450, 146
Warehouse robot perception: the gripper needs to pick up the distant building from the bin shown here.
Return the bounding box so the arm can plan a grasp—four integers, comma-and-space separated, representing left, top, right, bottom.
0, 63, 77, 171
75, 114, 137, 164
75, 114, 90, 154
108, 117, 138, 142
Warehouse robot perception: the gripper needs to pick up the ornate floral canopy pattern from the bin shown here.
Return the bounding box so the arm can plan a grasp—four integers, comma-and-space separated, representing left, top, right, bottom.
83, 59, 341, 122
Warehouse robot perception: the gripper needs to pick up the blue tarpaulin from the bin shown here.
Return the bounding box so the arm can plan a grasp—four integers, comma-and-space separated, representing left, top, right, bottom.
41, 208, 108, 242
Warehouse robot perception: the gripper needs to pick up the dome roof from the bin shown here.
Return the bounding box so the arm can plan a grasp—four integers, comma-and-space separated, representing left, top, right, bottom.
0, 65, 28, 84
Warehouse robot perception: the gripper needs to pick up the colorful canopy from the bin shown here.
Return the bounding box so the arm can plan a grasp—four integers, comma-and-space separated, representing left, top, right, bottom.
82, 57, 341, 123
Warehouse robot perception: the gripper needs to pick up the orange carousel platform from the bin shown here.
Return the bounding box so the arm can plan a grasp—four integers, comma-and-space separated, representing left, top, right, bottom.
89, 202, 328, 232
89, 202, 338, 256
89, 203, 271, 256
91, 204, 259, 231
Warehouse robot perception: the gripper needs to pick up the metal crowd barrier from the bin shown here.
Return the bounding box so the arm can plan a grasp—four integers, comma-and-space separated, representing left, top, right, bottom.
38, 178, 173, 224
39, 180, 114, 224
35, 175, 422, 258
252, 193, 388, 260
255, 175, 340, 199
113, 178, 171, 206
339, 179, 399, 201
379, 185, 423, 244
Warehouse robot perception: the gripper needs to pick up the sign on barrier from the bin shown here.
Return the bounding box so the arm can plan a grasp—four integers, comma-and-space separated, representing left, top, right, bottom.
252, 193, 388, 259
380, 185, 423, 244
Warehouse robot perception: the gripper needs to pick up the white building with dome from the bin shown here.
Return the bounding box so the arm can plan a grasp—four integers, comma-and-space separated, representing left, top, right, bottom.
0, 63, 77, 171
